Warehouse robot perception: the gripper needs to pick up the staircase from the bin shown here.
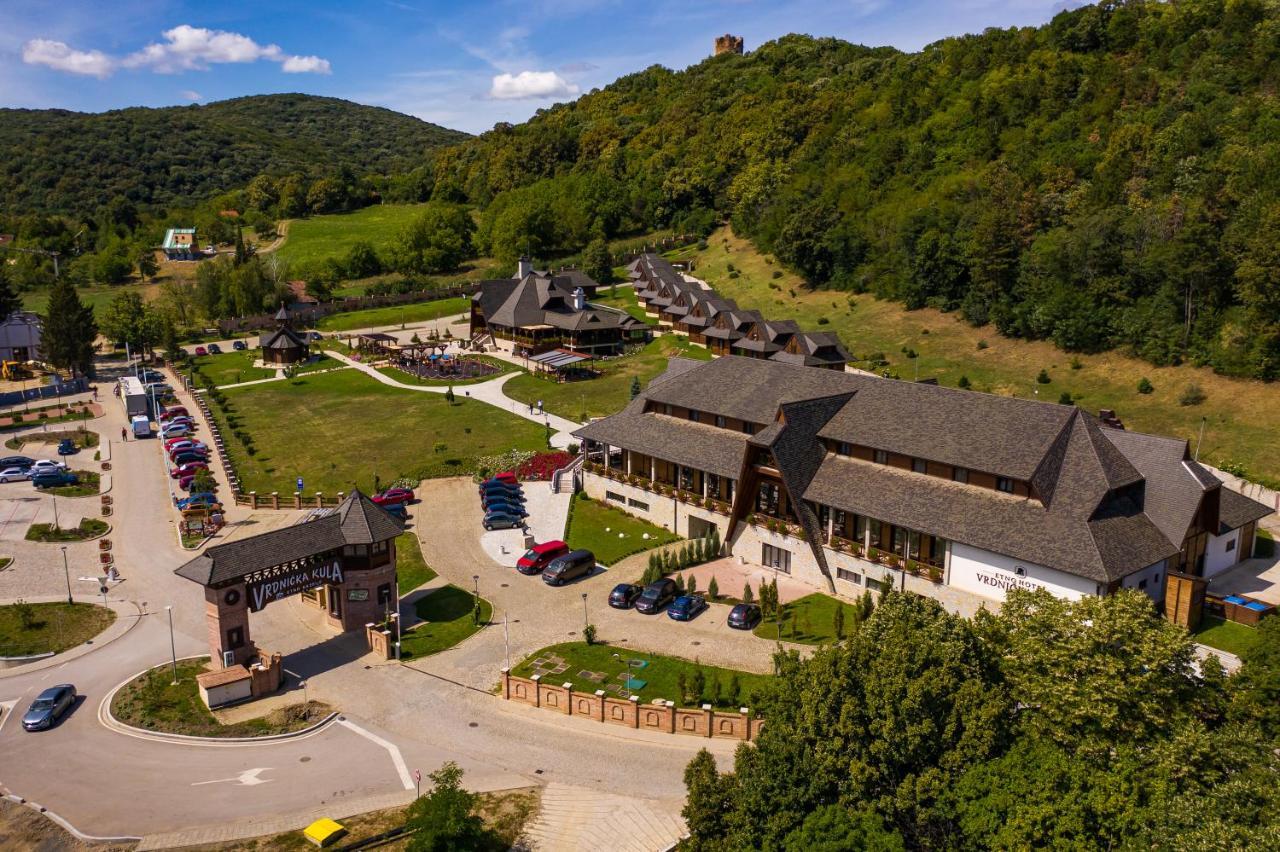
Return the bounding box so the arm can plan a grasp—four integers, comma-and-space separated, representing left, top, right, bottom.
523, 784, 686, 852
551, 454, 584, 494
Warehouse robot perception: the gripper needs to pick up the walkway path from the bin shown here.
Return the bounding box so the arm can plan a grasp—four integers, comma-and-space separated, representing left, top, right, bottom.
524, 783, 686, 852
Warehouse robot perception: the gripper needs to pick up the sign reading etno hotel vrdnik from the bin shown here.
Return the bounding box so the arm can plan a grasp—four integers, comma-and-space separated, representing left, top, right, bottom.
247, 561, 343, 611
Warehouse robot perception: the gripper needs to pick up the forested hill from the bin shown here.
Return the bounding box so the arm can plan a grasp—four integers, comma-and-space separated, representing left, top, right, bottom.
433, 0, 1280, 380
0, 94, 467, 216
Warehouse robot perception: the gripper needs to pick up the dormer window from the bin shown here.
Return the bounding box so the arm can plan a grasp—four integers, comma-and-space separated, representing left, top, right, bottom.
688, 410, 699, 423
873, 449, 889, 465
996, 477, 1015, 493
953, 467, 969, 484
715, 415, 727, 428
837, 442, 851, 456
912, 459, 927, 474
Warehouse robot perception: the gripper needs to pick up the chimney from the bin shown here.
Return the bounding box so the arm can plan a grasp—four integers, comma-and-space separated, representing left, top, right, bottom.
571, 287, 585, 311
516, 256, 533, 280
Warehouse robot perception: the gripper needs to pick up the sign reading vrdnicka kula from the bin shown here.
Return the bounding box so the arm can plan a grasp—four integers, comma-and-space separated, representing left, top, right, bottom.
247, 561, 343, 611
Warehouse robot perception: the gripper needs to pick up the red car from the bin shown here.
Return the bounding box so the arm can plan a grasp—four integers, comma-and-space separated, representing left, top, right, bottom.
372, 487, 415, 506
516, 540, 569, 575
159, 408, 189, 423
164, 435, 201, 451
494, 471, 518, 485
171, 461, 209, 480
194, 346, 208, 356
166, 439, 207, 456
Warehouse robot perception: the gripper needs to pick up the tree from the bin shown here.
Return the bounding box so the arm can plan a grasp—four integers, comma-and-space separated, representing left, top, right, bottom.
630, 376, 641, 399
0, 264, 20, 323
404, 762, 488, 852
42, 277, 97, 377
343, 240, 382, 279
742, 583, 754, 604
582, 236, 611, 284
833, 603, 845, 640
1229, 614, 1280, 740
782, 805, 905, 852
135, 248, 158, 280
708, 575, 719, 600
99, 291, 161, 355
392, 202, 475, 275
683, 749, 734, 850
1137, 377, 1154, 394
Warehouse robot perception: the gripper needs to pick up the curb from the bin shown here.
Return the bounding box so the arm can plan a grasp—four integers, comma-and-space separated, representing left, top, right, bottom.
99, 657, 340, 747
0, 794, 141, 845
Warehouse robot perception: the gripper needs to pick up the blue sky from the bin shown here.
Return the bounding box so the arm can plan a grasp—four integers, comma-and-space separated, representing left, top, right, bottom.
0, 0, 1085, 134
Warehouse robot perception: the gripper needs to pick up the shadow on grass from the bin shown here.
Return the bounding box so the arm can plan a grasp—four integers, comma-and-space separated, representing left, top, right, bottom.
417, 586, 475, 621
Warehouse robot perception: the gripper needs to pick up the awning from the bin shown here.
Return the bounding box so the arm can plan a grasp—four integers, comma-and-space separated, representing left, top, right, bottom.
530, 349, 591, 370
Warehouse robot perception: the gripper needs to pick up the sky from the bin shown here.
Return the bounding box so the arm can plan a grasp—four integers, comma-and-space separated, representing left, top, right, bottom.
0, 0, 1087, 134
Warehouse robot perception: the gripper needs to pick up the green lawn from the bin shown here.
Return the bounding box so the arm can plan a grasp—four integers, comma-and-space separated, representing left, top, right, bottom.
399, 586, 491, 660
0, 602, 115, 656
42, 469, 101, 497
25, 518, 108, 542
1193, 615, 1260, 657
274, 203, 431, 267
191, 351, 274, 387
111, 659, 327, 737
23, 281, 156, 317
564, 494, 679, 566
752, 593, 863, 645
591, 288, 648, 322
396, 532, 437, 592
691, 225, 1280, 487
503, 335, 712, 423
512, 641, 772, 710
376, 355, 513, 387
209, 368, 548, 495
316, 296, 470, 332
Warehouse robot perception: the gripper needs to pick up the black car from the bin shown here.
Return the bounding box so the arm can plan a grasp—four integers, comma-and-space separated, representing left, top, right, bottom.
481, 490, 525, 508
22, 683, 76, 731
0, 455, 34, 470
541, 549, 596, 586
484, 499, 528, 518
727, 603, 763, 630
207, 343, 223, 354
232, 340, 248, 351
608, 583, 643, 608
634, 578, 678, 614
480, 483, 523, 499
483, 512, 524, 531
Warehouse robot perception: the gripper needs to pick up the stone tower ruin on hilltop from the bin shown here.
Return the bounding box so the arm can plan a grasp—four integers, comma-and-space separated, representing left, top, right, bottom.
714, 34, 744, 56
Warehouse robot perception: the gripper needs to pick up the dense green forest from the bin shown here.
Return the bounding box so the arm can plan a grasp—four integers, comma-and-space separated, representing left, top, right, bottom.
0, 94, 466, 216
425, 0, 1280, 380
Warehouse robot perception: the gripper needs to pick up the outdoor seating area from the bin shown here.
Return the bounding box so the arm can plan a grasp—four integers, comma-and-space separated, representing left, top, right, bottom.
523, 348, 600, 382
354, 333, 503, 381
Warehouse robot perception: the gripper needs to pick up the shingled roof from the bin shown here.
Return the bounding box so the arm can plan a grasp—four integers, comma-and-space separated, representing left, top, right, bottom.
475, 272, 643, 334
175, 491, 404, 586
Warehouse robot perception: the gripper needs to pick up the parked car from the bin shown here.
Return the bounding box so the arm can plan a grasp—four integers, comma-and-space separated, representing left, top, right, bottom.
194, 346, 208, 356
0, 455, 34, 470
382, 503, 409, 520
482, 512, 524, 531
171, 451, 208, 466
483, 499, 528, 518
22, 684, 76, 731
161, 423, 193, 438
139, 369, 165, 384
145, 382, 175, 396
166, 439, 207, 456
56, 438, 77, 455
608, 583, 643, 609
372, 487, 415, 506
29, 459, 67, 474
232, 339, 248, 351
668, 595, 708, 621
177, 492, 219, 510
493, 471, 519, 485
481, 491, 525, 509
306, 331, 324, 342
478, 478, 522, 495
32, 470, 77, 488
541, 549, 596, 586
0, 466, 30, 483
207, 343, 222, 354
160, 407, 189, 422
634, 578, 678, 614
727, 603, 763, 630
171, 462, 209, 480
517, 540, 569, 575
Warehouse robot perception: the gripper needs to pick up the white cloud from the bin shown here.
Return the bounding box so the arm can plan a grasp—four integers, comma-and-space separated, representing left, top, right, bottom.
282, 55, 332, 74
22, 25, 330, 78
181, 89, 202, 101
21, 38, 114, 78
489, 70, 579, 100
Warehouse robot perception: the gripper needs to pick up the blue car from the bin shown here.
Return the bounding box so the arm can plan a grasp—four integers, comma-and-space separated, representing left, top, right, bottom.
171, 451, 208, 466
667, 595, 708, 621
483, 512, 524, 531
481, 490, 525, 508
57, 438, 77, 456
484, 499, 528, 518
480, 484, 523, 501
382, 503, 409, 520
177, 491, 217, 509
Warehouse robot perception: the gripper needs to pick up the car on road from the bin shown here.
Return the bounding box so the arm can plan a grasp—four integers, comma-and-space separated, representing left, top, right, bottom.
171, 462, 209, 480
372, 487, 415, 506
541, 549, 596, 586
194, 346, 208, 356
482, 512, 524, 531
57, 438, 77, 456
634, 578, 678, 614
207, 343, 222, 354
22, 684, 76, 731
177, 492, 220, 510
0, 466, 30, 483
32, 470, 77, 488
232, 340, 248, 351
667, 594, 707, 621
29, 459, 67, 474
482, 499, 527, 518
0, 455, 34, 470
608, 583, 643, 608
727, 603, 762, 630
517, 540, 569, 575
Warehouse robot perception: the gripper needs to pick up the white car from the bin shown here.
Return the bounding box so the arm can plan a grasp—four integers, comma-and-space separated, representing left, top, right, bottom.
161, 423, 193, 438
29, 460, 67, 475
0, 467, 30, 483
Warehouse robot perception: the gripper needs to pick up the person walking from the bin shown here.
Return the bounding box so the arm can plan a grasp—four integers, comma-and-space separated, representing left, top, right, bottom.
120, 427, 127, 442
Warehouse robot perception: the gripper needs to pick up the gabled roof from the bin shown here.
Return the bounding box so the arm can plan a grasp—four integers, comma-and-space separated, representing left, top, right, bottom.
477, 273, 638, 333
259, 326, 307, 350
771, 331, 851, 367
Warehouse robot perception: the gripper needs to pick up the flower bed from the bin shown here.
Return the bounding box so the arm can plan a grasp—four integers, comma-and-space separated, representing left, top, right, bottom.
516, 451, 573, 481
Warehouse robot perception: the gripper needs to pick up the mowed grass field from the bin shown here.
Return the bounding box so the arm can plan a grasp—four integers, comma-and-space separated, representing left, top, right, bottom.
210, 368, 548, 494
22, 281, 158, 316
682, 226, 1280, 486
273, 203, 430, 267
504, 335, 712, 423
316, 296, 469, 332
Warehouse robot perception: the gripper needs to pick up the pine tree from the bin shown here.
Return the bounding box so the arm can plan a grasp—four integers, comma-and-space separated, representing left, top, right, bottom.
676, 671, 688, 703
42, 277, 97, 377
834, 604, 845, 640
687, 574, 698, 594
630, 376, 641, 399
743, 583, 754, 604
0, 263, 20, 322
691, 667, 706, 703
708, 576, 719, 600
709, 675, 722, 707
727, 673, 741, 707
675, 573, 686, 592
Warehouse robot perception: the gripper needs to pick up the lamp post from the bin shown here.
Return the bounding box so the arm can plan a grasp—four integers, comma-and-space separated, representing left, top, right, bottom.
581, 592, 588, 628
165, 605, 178, 684
60, 545, 72, 604
299, 679, 308, 718
472, 574, 479, 598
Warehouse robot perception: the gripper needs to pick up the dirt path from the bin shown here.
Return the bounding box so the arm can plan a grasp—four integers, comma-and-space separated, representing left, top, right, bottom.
253, 219, 291, 254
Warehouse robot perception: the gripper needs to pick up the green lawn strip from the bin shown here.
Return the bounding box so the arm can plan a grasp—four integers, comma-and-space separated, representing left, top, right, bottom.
396, 532, 437, 592
0, 602, 115, 656
42, 469, 101, 497
0, 410, 98, 433
1193, 615, 1260, 657
398, 586, 491, 660
511, 641, 771, 711
691, 225, 1280, 487
751, 593, 862, 645
5, 428, 100, 451
290, 353, 343, 375
25, 518, 108, 542
110, 658, 328, 737
274, 203, 432, 267
191, 351, 275, 386
208, 368, 548, 494
316, 297, 469, 332
503, 336, 712, 422
375, 356, 514, 387
564, 494, 678, 566
591, 288, 649, 322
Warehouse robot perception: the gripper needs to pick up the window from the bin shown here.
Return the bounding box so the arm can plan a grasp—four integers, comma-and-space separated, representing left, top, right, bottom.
996, 477, 1015, 494
837, 441, 852, 456
762, 543, 791, 574
836, 567, 862, 585
953, 467, 969, 484
743, 422, 754, 435
1138, 579, 1148, 590
627, 497, 650, 511
372, 540, 388, 554
377, 583, 392, 605
605, 491, 626, 504
912, 458, 927, 474
688, 410, 700, 423
226, 627, 245, 650
873, 449, 889, 465
1226, 539, 1236, 552
715, 415, 727, 428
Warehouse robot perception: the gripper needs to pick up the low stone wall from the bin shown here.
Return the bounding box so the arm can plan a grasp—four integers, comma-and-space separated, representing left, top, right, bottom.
500, 669, 761, 741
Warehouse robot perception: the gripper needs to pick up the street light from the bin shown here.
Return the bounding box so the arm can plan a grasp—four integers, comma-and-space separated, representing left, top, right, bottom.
165, 605, 178, 684
299, 679, 308, 718
60, 545, 72, 604
472, 574, 479, 598
581, 592, 588, 628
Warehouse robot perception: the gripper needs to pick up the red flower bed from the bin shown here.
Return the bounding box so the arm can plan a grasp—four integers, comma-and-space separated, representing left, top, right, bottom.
517, 451, 572, 481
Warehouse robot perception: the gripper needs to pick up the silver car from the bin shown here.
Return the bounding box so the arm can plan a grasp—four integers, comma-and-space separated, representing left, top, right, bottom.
23, 684, 76, 731
0, 466, 30, 483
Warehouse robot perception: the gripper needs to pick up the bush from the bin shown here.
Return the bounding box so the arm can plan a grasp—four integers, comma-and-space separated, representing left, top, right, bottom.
1058, 392, 1073, 405
1070, 356, 1083, 370
957, 375, 971, 389
583, 623, 597, 645
771, 270, 782, 279
976, 339, 988, 350
1036, 369, 1051, 384
708, 576, 719, 599
1179, 383, 1207, 406
1137, 377, 1154, 394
